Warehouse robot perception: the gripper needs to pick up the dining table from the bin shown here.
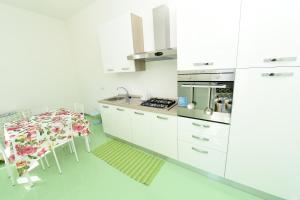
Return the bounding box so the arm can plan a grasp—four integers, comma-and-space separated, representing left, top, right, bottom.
3, 108, 91, 178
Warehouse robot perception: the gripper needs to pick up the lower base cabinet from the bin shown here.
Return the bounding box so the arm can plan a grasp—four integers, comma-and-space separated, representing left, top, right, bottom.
177, 117, 230, 177
178, 141, 227, 177
100, 104, 178, 159
131, 110, 153, 150
151, 113, 178, 160
99, 104, 132, 141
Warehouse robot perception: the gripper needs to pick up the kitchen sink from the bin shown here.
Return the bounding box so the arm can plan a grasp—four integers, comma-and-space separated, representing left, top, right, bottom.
106, 96, 126, 101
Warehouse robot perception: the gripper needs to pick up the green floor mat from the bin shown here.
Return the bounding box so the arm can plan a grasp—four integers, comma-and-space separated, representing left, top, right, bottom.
92, 140, 165, 185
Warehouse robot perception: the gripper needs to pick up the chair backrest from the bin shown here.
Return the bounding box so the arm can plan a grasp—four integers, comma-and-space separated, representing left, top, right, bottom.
31, 107, 50, 115
0, 112, 23, 136
74, 103, 85, 115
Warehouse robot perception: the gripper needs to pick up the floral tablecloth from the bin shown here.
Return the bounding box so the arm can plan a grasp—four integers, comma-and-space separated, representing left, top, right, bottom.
4, 109, 90, 176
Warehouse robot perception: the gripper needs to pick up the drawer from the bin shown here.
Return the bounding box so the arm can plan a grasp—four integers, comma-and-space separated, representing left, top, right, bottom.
178, 141, 226, 177
178, 117, 230, 152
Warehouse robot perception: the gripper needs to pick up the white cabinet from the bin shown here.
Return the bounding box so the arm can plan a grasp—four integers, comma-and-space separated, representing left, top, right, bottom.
98, 13, 145, 73
100, 103, 178, 159
131, 110, 153, 150
238, 0, 300, 68
99, 104, 132, 141
178, 141, 227, 177
177, 0, 241, 71
151, 113, 178, 160
178, 117, 230, 153
226, 68, 300, 199
178, 117, 229, 177
99, 104, 115, 135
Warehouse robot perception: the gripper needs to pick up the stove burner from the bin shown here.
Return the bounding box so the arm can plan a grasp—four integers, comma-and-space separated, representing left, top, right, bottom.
141, 98, 176, 109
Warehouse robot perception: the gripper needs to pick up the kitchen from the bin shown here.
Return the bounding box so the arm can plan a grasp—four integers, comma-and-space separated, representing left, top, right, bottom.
0, 0, 299, 200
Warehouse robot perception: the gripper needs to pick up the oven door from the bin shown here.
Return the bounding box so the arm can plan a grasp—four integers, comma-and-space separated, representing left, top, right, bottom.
177, 81, 231, 124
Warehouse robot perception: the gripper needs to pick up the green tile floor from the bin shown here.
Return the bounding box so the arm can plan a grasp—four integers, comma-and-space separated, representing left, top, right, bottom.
0, 116, 263, 200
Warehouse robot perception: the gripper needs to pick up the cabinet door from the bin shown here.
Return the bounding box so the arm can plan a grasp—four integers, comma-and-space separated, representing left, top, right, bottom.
238, 0, 300, 68
113, 106, 132, 142
226, 68, 300, 199
99, 104, 116, 136
131, 110, 153, 150
178, 141, 226, 177
178, 117, 230, 152
152, 114, 177, 160
98, 14, 136, 73
177, 0, 241, 71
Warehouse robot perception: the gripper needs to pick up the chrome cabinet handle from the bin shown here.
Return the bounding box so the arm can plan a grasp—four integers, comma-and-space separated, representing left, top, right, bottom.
192, 122, 201, 127
116, 108, 124, 111
107, 69, 114, 72
121, 67, 130, 71
102, 105, 109, 108
157, 116, 168, 120
261, 72, 294, 77
192, 147, 208, 154
263, 57, 297, 63
192, 122, 210, 128
193, 62, 214, 66
202, 125, 210, 128
181, 84, 226, 89
192, 135, 210, 142
134, 112, 144, 115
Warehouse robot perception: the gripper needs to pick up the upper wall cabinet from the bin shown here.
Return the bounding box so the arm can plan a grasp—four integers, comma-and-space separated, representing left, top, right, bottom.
238, 0, 300, 68
98, 13, 145, 73
177, 0, 241, 71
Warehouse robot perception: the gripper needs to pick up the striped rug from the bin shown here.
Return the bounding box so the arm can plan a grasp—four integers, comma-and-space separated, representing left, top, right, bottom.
92, 140, 165, 185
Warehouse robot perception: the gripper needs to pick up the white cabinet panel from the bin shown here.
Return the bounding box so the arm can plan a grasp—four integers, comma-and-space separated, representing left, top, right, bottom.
112, 106, 132, 142
177, 0, 241, 70
151, 113, 178, 160
99, 104, 116, 136
131, 110, 153, 150
178, 141, 226, 177
99, 104, 132, 141
100, 104, 178, 159
226, 68, 300, 199
178, 117, 230, 152
98, 13, 144, 73
238, 0, 300, 68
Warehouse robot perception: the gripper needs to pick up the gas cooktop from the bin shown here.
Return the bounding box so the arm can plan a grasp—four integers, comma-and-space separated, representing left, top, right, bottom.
141, 98, 177, 109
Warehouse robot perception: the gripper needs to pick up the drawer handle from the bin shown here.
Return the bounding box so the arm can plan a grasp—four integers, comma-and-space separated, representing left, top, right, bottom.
102, 105, 109, 108
192, 135, 210, 142
263, 57, 297, 63
121, 67, 130, 71
107, 69, 114, 72
193, 62, 214, 66
116, 108, 124, 111
157, 116, 168, 120
192, 122, 210, 128
134, 112, 144, 115
192, 147, 208, 154
261, 72, 294, 77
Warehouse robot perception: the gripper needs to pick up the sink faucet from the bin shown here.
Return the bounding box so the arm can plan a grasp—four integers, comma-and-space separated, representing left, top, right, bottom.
117, 87, 130, 102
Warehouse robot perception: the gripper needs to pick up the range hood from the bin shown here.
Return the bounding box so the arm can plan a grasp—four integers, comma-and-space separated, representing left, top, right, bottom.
127, 5, 177, 62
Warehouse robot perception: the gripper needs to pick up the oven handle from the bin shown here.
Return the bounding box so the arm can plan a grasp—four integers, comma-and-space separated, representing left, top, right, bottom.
181, 84, 227, 89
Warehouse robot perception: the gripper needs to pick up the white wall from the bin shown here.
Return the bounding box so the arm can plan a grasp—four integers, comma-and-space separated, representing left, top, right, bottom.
0, 3, 80, 113
66, 0, 178, 114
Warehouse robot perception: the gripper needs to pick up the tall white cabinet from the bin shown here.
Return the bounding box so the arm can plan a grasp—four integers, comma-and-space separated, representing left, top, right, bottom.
238, 0, 300, 68
177, 0, 241, 70
225, 67, 300, 199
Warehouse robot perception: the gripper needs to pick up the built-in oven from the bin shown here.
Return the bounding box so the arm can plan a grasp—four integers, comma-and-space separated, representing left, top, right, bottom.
177, 69, 235, 124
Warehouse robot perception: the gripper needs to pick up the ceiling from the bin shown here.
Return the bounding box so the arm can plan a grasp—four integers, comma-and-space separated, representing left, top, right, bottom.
0, 0, 96, 19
